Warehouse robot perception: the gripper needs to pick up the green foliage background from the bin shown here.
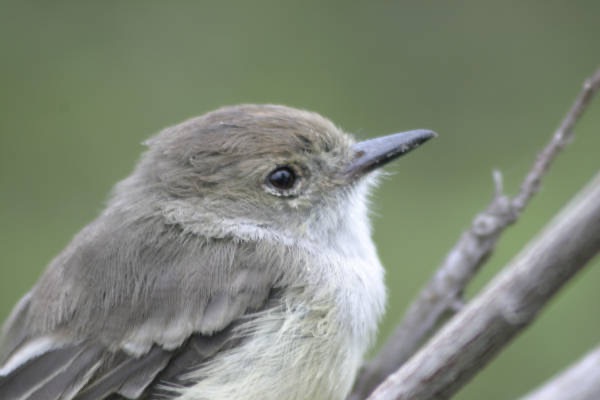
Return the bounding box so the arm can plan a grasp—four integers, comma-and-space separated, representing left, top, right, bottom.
1, 1, 599, 398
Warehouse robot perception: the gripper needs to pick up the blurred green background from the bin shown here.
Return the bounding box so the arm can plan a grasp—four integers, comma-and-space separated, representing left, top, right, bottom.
1, 1, 599, 398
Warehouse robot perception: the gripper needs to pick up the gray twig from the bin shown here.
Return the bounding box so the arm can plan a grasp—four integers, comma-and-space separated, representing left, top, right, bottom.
350, 66, 600, 400
367, 170, 600, 400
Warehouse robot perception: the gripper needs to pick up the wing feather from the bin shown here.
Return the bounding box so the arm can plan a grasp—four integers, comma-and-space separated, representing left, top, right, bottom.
73, 346, 171, 400
0, 343, 102, 400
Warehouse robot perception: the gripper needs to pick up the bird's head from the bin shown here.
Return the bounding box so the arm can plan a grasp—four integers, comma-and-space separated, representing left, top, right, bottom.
111, 104, 435, 245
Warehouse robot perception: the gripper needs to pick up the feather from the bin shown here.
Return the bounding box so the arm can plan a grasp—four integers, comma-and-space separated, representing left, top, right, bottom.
73, 346, 171, 400
0, 343, 102, 400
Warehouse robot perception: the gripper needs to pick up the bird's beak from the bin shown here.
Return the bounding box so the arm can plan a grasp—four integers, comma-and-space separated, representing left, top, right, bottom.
344, 129, 436, 179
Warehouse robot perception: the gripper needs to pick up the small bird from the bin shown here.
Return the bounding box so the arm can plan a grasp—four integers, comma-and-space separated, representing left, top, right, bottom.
0, 104, 435, 400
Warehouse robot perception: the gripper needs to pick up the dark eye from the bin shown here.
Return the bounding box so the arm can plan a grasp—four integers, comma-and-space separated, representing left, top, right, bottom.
267, 167, 297, 190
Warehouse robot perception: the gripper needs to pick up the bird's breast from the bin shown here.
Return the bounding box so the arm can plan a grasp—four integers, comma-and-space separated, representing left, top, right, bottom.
174, 244, 385, 400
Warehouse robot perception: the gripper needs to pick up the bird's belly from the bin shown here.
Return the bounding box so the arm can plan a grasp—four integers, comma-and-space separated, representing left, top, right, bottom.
174, 299, 364, 400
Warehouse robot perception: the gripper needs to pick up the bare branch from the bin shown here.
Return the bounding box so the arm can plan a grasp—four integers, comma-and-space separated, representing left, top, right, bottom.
513, 67, 600, 211
521, 345, 600, 400
367, 171, 600, 400
350, 66, 600, 400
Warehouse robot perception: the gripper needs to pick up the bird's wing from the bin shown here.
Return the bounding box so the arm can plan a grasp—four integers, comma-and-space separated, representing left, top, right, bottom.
0, 330, 239, 400
0, 220, 285, 400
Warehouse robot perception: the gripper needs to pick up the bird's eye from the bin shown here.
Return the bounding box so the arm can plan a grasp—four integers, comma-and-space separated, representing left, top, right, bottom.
267, 167, 297, 191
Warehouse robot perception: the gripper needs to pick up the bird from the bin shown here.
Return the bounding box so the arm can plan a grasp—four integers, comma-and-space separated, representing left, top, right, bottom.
0, 104, 435, 400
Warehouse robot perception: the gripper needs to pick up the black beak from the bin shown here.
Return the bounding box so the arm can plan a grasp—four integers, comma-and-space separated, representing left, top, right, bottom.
344, 129, 436, 178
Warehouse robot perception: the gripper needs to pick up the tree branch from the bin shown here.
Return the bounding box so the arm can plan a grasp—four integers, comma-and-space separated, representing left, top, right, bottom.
350, 66, 600, 400
367, 170, 600, 400
521, 344, 600, 400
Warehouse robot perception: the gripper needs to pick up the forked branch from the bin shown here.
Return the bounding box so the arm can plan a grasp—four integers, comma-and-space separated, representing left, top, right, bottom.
350, 67, 600, 400
368, 170, 600, 400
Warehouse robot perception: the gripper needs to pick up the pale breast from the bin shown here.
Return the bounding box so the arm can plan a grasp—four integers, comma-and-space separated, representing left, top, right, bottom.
175, 254, 384, 400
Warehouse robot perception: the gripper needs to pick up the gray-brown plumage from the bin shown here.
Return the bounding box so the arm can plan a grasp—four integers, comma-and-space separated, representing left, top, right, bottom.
0, 104, 435, 400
